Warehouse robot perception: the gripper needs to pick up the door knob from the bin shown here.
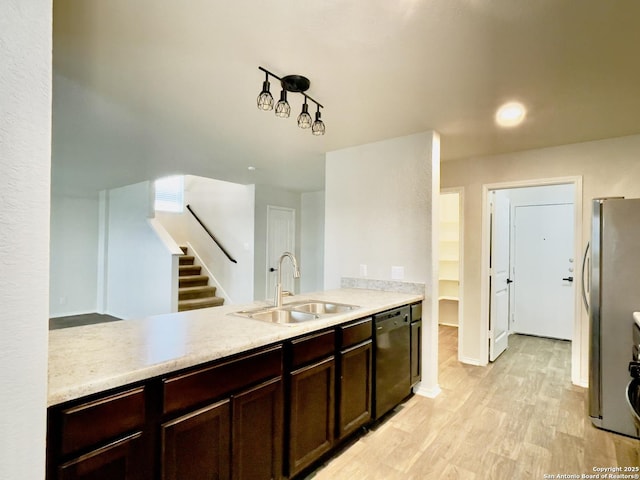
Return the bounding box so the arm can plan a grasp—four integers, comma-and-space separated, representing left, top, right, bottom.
506, 278, 513, 284
562, 276, 574, 282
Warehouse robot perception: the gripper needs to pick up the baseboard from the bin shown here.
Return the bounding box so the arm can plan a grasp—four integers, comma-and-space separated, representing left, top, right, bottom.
438, 322, 459, 328
459, 355, 484, 366
573, 378, 588, 388
413, 383, 441, 398
49, 309, 96, 319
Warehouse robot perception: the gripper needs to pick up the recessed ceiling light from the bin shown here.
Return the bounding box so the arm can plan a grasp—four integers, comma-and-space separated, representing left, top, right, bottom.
247, 166, 256, 171
495, 102, 526, 127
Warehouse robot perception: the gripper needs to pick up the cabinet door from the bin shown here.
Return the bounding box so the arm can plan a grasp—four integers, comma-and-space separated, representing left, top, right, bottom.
161, 399, 231, 480
58, 432, 143, 480
410, 320, 422, 386
232, 377, 283, 480
338, 340, 372, 440
288, 356, 335, 477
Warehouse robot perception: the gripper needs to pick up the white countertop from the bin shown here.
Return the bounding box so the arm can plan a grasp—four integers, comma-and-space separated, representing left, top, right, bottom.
634, 312, 640, 329
48, 288, 423, 407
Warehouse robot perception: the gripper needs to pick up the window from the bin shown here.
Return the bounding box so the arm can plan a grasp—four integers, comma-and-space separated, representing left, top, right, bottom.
154, 175, 184, 213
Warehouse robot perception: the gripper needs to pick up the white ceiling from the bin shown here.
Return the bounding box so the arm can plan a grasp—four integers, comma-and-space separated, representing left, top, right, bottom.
52, 0, 640, 195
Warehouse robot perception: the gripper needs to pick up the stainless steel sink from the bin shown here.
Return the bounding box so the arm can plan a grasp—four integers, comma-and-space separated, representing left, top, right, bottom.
232, 307, 319, 326
231, 300, 359, 326
288, 301, 359, 315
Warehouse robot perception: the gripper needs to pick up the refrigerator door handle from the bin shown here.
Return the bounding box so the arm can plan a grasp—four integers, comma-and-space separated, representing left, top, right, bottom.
581, 241, 590, 312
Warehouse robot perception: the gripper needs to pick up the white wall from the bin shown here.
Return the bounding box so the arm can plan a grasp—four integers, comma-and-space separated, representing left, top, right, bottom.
254, 185, 302, 301
300, 191, 325, 293
157, 175, 255, 304
325, 131, 441, 397
325, 132, 437, 287
105, 181, 176, 319
0, 0, 51, 477
441, 133, 640, 384
50, 194, 99, 316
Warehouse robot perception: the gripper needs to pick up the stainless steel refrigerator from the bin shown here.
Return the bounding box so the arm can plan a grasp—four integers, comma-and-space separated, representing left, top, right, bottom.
585, 197, 640, 438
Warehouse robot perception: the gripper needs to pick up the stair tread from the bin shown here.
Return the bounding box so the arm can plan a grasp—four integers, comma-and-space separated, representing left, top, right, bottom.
179, 255, 195, 265
179, 265, 201, 271
179, 285, 217, 300
179, 275, 209, 287
179, 296, 224, 305
178, 296, 224, 311
179, 285, 216, 293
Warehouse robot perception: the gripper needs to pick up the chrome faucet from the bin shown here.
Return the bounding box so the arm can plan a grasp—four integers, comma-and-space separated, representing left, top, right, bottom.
274, 252, 301, 307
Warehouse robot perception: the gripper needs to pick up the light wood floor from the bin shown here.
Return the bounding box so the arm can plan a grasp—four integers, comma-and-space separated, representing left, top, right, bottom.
309, 326, 639, 479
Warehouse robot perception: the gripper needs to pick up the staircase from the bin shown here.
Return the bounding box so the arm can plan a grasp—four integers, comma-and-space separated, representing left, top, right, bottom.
178, 246, 225, 312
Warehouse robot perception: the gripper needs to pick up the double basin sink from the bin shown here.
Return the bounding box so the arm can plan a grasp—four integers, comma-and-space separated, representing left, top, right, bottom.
232, 300, 359, 326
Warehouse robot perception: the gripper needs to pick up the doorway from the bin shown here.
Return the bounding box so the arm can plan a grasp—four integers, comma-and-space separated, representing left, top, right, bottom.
438, 188, 464, 360
481, 178, 583, 384
265, 205, 296, 300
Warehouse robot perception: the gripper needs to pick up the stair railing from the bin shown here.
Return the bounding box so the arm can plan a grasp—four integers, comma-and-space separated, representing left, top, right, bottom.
186, 204, 238, 264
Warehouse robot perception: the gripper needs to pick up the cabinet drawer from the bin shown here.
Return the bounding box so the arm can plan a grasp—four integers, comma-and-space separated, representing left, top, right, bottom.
58, 386, 145, 456
58, 432, 144, 480
339, 318, 372, 349
163, 345, 283, 415
290, 330, 335, 368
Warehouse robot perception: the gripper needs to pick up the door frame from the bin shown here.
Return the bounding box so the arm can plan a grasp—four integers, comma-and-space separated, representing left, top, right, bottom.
439, 187, 465, 360
479, 176, 583, 385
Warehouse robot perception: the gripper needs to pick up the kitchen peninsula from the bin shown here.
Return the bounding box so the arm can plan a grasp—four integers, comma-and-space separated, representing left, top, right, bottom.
47, 288, 424, 480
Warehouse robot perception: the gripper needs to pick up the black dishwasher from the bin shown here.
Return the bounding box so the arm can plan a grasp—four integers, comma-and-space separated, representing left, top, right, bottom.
373, 305, 411, 419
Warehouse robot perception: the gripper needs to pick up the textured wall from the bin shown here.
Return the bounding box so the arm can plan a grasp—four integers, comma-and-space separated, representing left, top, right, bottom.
442, 133, 640, 384
0, 0, 51, 477
300, 191, 325, 294
325, 132, 436, 287
325, 131, 440, 396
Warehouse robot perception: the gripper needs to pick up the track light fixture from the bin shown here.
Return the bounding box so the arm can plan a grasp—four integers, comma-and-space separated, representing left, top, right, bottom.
257, 66, 325, 135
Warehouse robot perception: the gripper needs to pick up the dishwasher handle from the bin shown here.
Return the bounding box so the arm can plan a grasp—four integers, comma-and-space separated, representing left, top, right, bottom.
374, 306, 410, 323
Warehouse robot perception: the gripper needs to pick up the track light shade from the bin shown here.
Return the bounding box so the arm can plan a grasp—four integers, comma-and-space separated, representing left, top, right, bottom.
312, 109, 325, 136
275, 90, 291, 118
298, 101, 312, 129
257, 79, 274, 111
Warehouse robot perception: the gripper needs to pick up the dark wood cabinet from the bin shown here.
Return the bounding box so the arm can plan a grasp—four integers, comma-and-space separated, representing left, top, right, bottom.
161, 399, 231, 480
337, 318, 372, 441
287, 356, 335, 477
49, 386, 147, 480
410, 303, 422, 387
232, 377, 283, 480
58, 433, 143, 480
338, 340, 372, 440
48, 302, 419, 480
48, 346, 283, 480
160, 345, 284, 480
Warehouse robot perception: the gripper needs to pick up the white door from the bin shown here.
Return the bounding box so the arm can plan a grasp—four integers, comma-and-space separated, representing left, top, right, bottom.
266, 206, 296, 300
489, 191, 511, 362
512, 203, 574, 340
